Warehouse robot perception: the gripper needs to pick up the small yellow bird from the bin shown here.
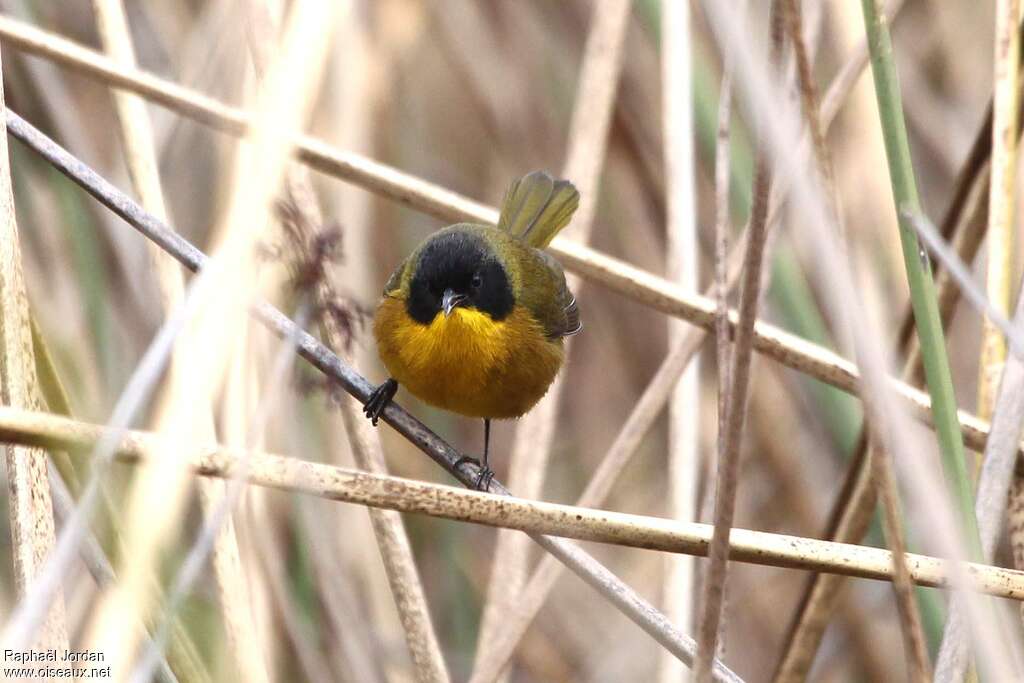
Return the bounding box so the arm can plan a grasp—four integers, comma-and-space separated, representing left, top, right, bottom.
363, 171, 581, 488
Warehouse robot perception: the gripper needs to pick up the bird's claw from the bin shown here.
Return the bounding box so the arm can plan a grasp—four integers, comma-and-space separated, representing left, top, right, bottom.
363, 379, 398, 426
454, 455, 494, 491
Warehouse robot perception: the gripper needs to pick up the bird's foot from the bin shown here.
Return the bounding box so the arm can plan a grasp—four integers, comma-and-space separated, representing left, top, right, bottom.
363, 378, 398, 426
454, 455, 495, 492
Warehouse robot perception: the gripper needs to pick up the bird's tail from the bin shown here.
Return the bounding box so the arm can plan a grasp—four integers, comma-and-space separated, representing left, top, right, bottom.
497, 171, 579, 248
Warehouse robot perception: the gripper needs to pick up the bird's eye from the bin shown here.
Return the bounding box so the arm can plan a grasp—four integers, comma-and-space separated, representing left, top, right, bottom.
471, 273, 483, 289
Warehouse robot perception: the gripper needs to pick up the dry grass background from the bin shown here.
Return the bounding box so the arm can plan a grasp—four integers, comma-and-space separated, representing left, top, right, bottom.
0, 1, 1022, 681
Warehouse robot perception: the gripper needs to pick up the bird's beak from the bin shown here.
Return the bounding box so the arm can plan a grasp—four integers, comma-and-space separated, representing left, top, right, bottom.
441, 289, 467, 318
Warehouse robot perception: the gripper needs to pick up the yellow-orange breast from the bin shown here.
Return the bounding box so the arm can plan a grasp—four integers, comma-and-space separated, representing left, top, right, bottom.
373, 297, 564, 419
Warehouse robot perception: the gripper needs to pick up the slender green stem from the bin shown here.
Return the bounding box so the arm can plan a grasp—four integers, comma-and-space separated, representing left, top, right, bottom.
859, 0, 981, 558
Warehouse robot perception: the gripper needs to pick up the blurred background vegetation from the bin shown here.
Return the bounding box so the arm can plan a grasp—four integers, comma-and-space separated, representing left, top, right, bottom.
0, 1, 1014, 681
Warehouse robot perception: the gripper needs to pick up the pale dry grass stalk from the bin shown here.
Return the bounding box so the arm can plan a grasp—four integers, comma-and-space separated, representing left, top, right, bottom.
659, 3, 701, 681
246, 4, 449, 680
0, 43, 67, 654
4, 108, 722, 679
82, 2, 338, 675
711, 10, 735, 511
3, 406, 1024, 602
977, 0, 1020, 428
782, 0, 928, 677
988, 0, 1024, 634
322, 13, 415, 679
694, 5, 782, 679
476, 3, 630, 679
89, 2, 266, 680
706, 3, 735, 661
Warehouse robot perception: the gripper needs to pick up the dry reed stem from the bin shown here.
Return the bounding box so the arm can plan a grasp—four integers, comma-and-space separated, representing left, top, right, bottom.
322, 14, 414, 678
712, 2, 735, 517
477, 4, 630, 678
0, 14, 1007, 458
695, 6, 782, 678
83, 3, 338, 674
0, 43, 67, 654
5, 109, 724, 679
89, 2, 266, 680
782, 0, 929, 678
245, 4, 450, 680
659, 3, 701, 681
977, 0, 1020, 428
0, 407, 1022, 602
707, 6, 735, 665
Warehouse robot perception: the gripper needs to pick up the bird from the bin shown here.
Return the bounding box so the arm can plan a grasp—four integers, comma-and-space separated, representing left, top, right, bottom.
362, 171, 582, 489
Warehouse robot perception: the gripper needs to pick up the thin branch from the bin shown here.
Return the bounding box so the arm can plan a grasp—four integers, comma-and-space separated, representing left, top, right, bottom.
695, 5, 782, 678
3, 106, 733, 681
0, 407, 1022, 603
469, 254, 746, 683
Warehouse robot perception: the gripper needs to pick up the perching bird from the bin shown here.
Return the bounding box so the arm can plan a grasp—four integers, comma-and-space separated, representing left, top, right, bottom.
363, 171, 581, 489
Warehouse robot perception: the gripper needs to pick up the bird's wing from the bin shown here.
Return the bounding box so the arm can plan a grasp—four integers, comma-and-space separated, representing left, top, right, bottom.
534, 250, 582, 339
381, 255, 410, 298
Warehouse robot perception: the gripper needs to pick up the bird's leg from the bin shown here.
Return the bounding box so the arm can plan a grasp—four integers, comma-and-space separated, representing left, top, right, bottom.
362, 378, 398, 426
454, 418, 494, 491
